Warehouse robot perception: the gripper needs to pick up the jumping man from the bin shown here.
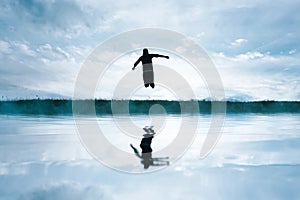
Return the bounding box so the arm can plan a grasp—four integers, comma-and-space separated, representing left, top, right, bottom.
132, 48, 169, 88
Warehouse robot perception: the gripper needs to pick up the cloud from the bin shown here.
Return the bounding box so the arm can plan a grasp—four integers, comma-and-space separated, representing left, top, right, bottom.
0, 0, 299, 100
18, 182, 114, 200
11, 0, 93, 34
231, 38, 248, 46
289, 49, 297, 55
236, 51, 264, 60
0, 40, 82, 99
0, 0, 111, 42
0, 40, 12, 54
37, 44, 70, 60
212, 51, 300, 100
13, 41, 36, 57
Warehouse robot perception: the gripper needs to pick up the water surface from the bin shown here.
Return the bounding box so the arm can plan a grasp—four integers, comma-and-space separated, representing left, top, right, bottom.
0, 114, 299, 199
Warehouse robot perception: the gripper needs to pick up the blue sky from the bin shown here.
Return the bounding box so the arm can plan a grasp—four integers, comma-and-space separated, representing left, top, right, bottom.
0, 0, 299, 100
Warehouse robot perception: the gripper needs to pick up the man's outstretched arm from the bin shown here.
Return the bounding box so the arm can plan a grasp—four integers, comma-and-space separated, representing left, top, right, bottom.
132, 57, 142, 70
130, 144, 142, 158
151, 54, 169, 59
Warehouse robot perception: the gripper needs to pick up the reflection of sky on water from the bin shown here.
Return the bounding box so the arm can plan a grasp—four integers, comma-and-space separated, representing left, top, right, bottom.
0, 114, 299, 199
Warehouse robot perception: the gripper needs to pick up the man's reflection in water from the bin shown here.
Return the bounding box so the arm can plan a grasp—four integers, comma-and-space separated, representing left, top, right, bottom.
130, 126, 169, 169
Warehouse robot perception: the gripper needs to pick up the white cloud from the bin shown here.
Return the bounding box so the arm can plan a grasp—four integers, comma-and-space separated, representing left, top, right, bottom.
13, 42, 36, 57
67, 45, 93, 59
231, 38, 248, 46
236, 51, 264, 60
0, 40, 12, 54
37, 43, 70, 60
212, 51, 300, 100
289, 49, 297, 54
0, 0, 299, 100
0, 41, 84, 99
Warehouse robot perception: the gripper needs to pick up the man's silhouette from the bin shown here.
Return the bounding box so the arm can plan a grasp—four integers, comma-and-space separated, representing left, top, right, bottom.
130, 126, 169, 169
132, 48, 169, 88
